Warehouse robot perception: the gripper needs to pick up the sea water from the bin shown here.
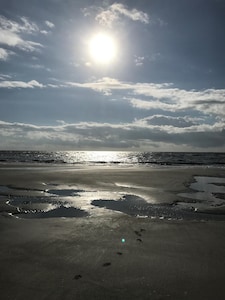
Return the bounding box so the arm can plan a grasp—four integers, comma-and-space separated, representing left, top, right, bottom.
0, 151, 225, 166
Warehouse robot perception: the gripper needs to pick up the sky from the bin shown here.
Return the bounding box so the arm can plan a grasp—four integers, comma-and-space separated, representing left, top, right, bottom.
0, 0, 225, 151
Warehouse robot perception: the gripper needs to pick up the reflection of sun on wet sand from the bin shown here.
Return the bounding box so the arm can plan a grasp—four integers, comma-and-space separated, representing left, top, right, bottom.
1, 164, 225, 299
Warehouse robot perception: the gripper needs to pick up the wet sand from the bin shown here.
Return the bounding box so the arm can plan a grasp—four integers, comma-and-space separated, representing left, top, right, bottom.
1, 164, 225, 299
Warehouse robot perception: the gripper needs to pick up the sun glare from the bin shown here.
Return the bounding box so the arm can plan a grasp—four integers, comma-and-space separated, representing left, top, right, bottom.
89, 33, 117, 64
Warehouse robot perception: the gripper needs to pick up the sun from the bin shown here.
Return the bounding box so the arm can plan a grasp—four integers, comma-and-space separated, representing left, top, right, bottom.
89, 33, 117, 64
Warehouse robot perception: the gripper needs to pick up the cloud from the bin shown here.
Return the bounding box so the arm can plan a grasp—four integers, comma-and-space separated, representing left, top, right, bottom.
66, 77, 130, 95
0, 48, 14, 60
66, 77, 171, 97
66, 77, 225, 117
127, 97, 173, 111
0, 15, 39, 34
67, 77, 171, 94
19, 17, 39, 33
40, 30, 49, 35
0, 29, 43, 51
45, 20, 55, 28
134, 56, 145, 66
142, 115, 199, 128
95, 9, 119, 27
0, 118, 225, 151
29, 64, 51, 72
84, 3, 149, 27
109, 3, 149, 23
0, 80, 44, 88
0, 15, 43, 52
0, 73, 11, 80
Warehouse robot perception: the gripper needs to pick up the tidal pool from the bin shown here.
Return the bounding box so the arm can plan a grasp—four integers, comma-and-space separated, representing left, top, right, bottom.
178, 176, 225, 211
1, 176, 225, 220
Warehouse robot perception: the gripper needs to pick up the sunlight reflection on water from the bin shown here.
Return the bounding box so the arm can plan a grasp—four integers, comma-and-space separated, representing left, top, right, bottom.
59, 151, 137, 164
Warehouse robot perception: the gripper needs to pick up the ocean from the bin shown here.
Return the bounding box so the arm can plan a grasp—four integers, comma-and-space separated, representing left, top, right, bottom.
0, 151, 225, 167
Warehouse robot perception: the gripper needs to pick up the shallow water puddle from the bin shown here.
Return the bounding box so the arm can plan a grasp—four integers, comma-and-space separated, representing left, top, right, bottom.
0, 183, 89, 218
91, 194, 225, 220
1, 183, 123, 218
1, 177, 225, 220
92, 195, 186, 219
178, 176, 225, 210
91, 176, 225, 220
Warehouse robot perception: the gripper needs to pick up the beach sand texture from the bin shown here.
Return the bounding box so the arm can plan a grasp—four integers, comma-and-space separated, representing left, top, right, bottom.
1, 165, 225, 299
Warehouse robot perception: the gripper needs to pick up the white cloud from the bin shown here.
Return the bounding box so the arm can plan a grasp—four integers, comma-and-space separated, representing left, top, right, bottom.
0, 79, 44, 88
95, 9, 119, 27
0, 29, 22, 46
0, 15, 43, 52
20, 17, 39, 33
66, 77, 129, 95
85, 3, 149, 27
66, 77, 171, 96
47, 83, 59, 88
0, 73, 11, 80
127, 97, 173, 111
110, 3, 149, 23
0, 48, 8, 60
45, 20, 55, 28
0, 29, 43, 51
66, 77, 225, 117
40, 21, 55, 35
0, 48, 13, 60
134, 56, 145, 66
40, 30, 49, 35
0, 15, 39, 34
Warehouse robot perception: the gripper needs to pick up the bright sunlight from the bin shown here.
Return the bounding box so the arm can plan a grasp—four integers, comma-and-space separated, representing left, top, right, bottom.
89, 33, 117, 64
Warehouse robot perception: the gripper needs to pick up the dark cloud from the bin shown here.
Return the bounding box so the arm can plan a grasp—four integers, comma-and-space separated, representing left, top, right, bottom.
144, 115, 197, 128
0, 119, 225, 151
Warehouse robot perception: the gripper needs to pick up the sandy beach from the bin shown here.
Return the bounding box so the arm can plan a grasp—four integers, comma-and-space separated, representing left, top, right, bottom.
1, 164, 225, 299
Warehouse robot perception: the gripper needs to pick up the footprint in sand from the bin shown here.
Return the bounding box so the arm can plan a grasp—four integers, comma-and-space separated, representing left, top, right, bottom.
134, 230, 142, 237
102, 262, 111, 267
135, 229, 146, 242
73, 274, 82, 280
